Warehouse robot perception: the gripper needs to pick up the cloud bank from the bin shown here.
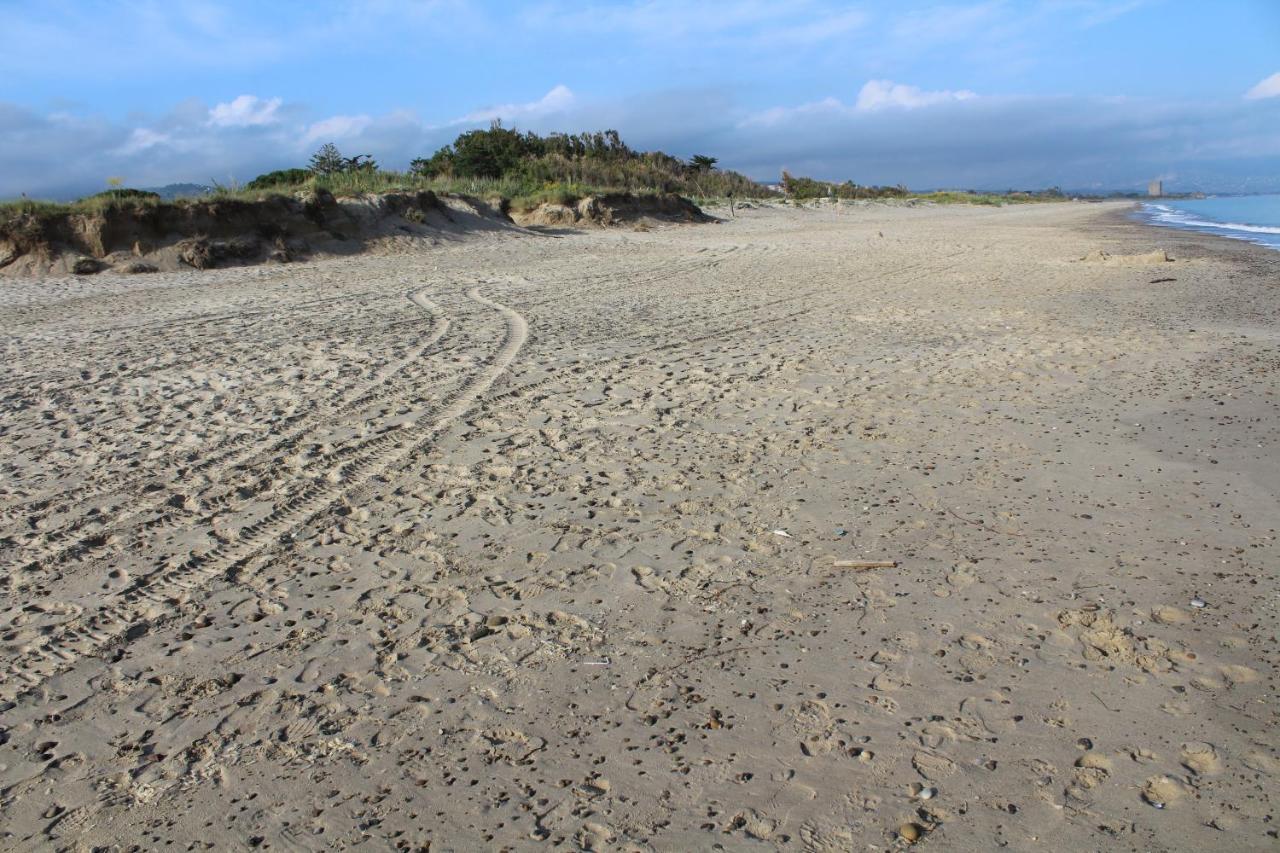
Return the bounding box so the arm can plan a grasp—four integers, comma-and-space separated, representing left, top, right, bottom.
2, 80, 1278, 199
2, 2, 1274, 198
855, 80, 978, 111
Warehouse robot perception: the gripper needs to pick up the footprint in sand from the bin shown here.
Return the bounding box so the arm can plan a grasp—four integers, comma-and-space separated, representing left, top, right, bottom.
1180, 741, 1223, 776
1219, 664, 1260, 686
912, 750, 958, 780
1065, 753, 1112, 804
1141, 775, 1188, 808
1151, 605, 1191, 625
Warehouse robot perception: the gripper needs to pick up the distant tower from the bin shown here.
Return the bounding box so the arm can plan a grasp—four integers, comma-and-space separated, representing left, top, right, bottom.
1147, 180, 1163, 197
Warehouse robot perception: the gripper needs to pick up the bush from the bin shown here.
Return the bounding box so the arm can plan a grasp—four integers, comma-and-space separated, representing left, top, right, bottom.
246, 168, 313, 191
780, 172, 830, 199
450, 121, 533, 179
81, 188, 161, 203
410, 124, 778, 199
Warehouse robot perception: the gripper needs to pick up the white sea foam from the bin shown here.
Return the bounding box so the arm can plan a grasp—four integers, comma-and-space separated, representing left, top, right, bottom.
1142, 199, 1280, 248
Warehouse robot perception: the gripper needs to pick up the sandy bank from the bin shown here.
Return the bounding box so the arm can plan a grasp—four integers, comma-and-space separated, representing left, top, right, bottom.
0, 201, 1276, 850
0, 191, 707, 276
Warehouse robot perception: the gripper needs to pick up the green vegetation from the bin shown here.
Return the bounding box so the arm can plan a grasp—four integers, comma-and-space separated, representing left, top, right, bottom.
0, 187, 170, 219
1, 192, 165, 221
901, 187, 1066, 206
2, 127, 1089, 225
203, 127, 774, 211
84, 188, 161, 203
308, 143, 378, 177
778, 171, 1073, 206
245, 168, 312, 191
781, 171, 909, 201
408, 122, 773, 202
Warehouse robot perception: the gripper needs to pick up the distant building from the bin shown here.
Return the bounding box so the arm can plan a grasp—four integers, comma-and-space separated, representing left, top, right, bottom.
1147, 180, 1163, 197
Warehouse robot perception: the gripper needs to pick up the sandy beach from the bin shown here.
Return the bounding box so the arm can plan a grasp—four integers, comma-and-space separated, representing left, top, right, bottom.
1, 201, 1276, 850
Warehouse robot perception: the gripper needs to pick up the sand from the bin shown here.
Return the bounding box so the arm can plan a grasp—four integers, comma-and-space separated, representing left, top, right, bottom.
0, 201, 1276, 851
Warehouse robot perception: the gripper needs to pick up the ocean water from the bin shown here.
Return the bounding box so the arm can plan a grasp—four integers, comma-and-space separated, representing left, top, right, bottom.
1141, 194, 1280, 250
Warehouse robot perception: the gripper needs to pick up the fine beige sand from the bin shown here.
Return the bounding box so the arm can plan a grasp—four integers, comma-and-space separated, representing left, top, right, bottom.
1, 201, 1276, 851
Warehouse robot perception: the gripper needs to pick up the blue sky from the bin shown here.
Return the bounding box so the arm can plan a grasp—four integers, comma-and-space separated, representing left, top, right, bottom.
2, 0, 1279, 198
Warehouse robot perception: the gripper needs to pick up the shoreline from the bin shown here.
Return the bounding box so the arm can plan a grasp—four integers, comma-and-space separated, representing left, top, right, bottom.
1128, 198, 1280, 255
1089, 200, 1280, 268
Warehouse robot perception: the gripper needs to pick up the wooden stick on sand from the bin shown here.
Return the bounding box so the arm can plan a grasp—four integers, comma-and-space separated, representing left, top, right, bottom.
833, 560, 898, 570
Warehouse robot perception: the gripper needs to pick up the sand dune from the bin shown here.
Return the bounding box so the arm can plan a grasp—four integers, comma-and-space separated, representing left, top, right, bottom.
1, 202, 1276, 850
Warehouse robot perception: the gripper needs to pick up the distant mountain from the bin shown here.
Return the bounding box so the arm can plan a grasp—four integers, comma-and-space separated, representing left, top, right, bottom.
142, 183, 213, 200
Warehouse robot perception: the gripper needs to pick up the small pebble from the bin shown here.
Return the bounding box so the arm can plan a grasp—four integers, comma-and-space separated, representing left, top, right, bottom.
898, 823, 924, 843
1190, 597, 1206, 609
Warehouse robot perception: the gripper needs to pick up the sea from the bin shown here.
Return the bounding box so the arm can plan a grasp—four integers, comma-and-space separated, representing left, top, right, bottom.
1141, 194, 1280, 251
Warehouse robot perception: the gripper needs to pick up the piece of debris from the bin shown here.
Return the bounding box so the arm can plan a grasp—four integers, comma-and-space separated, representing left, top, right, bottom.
1189, 596, 1206, 609
771, 530, 792, 538
1081, 249, 1172, 264
833, 560, 898, 569
1149, 277, 1176, 283
909, 783, 937, 800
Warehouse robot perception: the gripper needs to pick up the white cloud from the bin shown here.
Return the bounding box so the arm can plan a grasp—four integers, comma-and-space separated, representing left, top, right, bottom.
4, 83, 1279, 201
116, 127, 171, 155
455, 85, 575, 124
303, 114, 374, 145
1245, 72, 1280, 100
208, 95, 283, 127
855, 80, 977, 111
739, 97, 848, 128
740, 82, 978, 127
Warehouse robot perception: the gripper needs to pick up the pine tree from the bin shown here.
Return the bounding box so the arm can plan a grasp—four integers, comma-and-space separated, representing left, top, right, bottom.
309, 143, 345, 176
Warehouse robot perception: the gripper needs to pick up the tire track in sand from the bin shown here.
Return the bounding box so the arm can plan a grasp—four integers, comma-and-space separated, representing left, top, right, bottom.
2, 288, 453, 575
0, 288, 453, 527
0, 286, 527, 702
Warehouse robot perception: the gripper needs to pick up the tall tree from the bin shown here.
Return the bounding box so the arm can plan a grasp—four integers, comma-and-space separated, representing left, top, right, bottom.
309, 143, 346, 176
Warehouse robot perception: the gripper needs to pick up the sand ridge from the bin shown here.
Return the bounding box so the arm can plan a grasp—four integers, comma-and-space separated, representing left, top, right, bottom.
0, 202, 1276, 850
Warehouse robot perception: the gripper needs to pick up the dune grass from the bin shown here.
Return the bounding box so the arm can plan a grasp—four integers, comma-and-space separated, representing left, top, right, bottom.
0, 193, 164, 220
906, 191, 1008, 205
0, 180, 1077, 228
910, 190, 1069, 205
1, 128, 1078, 223
0, 173, 674, 226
